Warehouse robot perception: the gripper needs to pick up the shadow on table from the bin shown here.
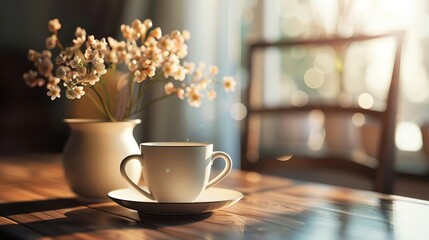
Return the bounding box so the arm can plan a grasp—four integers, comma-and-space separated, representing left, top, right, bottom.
91, 205, 213, 226
0, 198, 213, 238
0, 198, 81, 215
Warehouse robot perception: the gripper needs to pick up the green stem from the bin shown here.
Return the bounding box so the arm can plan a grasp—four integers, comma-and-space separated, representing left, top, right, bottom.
139, 80, 153, 100
125, 77, 134, 118
130, 94, 174, 116
90, 86, 116, 121
135, 83, 144, 113
105, 63, 116, 84
123, 79, 151, 119
100, 79, 113, 116
84, 93, 109, 119
123, 70, 165, 119
55, 32, 64, 51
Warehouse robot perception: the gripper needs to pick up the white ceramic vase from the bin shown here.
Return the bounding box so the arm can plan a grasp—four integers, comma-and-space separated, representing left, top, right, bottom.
63, 119, 142, 201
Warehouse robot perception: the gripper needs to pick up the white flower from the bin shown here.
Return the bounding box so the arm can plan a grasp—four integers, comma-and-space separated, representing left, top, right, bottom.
77, 65, 87, 75
78, 70, 99, 85
27, 49, 38, 62
128, 59, 139, 72
171, 30, 180, 38
183, 62, 195, 74
145, 66, 156, 78
73, 36, 85, 48
174, 67, 188, 81
47, 86, 61, 100
177, 88, 185, 100
168, 54, 180, 65
163, 62, 178, 78
164, 82, 175, 95
150, 27, 162, 39
209, 66, 218, 75
143, 19, 153, 28
152, 53, 163, 66
66, 70, 79, 81
74, 87, 85, 100
56, 66, 69, 80
121, 24, 137, 41
45, 35, 57, 49
55, 54, 66, 65
159, 37, 173, 51
84, 47, 99, 61
69, 55, 82, 69
36, 57, 54, 77
193, 68, 203, 81
133, 70, 147, 83
23, 70, 44, 87
87, 35, 95, 46
177, 45, 188, 58
132, 19, 145, 37
198, 78, 210, 89
92, 57, 107, 75
41, 50, 52, 59
67, 86, 85, 99
144, 36, 158, 49
108, 37, 127, 52
207, 90, 217, 101
223, 76, 237, 92
75, 27, 86, 38
47, 76, 60, 89
48, 18, 61, 32
182, 30, 191, 40
92, 38, 108, 52
186, 86, 203, 107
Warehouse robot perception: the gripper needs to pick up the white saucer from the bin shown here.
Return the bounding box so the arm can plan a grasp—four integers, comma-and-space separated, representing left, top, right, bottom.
108, 187, 243, 215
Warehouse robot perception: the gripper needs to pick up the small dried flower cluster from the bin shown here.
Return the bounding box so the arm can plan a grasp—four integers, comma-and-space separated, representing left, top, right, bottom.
24, 18, 236, 121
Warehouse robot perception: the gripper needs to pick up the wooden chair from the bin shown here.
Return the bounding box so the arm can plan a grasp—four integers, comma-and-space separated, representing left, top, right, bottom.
242, 31, 404, 194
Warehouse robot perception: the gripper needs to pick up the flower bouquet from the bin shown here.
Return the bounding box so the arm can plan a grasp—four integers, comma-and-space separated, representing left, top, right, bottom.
22, 18, 237, 200
23, 18, 236, 121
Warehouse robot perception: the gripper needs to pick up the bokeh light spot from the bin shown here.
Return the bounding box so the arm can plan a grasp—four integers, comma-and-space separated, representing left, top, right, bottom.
229, 102, 247, 121
352, 113, 366, 127
304, 68, 324, 89
358, 93, 374, 109
314, 53, 335, 74
291, 90, 309, 106
395, 122, 422, 151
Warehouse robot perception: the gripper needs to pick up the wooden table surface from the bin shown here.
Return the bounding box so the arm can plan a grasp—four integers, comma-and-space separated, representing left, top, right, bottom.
0, 154, 428, 239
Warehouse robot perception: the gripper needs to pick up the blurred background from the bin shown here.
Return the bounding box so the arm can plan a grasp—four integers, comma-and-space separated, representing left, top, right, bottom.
2, 0, 429, 196
0, 0, 242, 161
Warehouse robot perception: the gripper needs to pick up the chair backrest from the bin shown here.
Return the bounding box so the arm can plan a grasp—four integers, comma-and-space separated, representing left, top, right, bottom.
242, 31, 404, 194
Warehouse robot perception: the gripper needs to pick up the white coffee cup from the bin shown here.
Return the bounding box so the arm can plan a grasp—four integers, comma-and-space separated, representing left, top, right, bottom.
120, 142, 233, 202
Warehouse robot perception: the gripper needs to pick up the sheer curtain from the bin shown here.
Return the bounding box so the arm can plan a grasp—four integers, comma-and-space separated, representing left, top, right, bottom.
122, 0, 242, 167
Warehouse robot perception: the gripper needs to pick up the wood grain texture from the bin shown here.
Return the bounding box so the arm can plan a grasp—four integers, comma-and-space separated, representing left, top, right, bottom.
0, 154, 428, 239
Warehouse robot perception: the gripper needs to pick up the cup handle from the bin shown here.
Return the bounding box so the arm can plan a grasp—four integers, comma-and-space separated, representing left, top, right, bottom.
120, 154, 155, 200
206, 151, 233, 189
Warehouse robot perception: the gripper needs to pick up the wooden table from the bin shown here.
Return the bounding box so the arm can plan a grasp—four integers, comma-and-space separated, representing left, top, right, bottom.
0, 154, 428, 239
